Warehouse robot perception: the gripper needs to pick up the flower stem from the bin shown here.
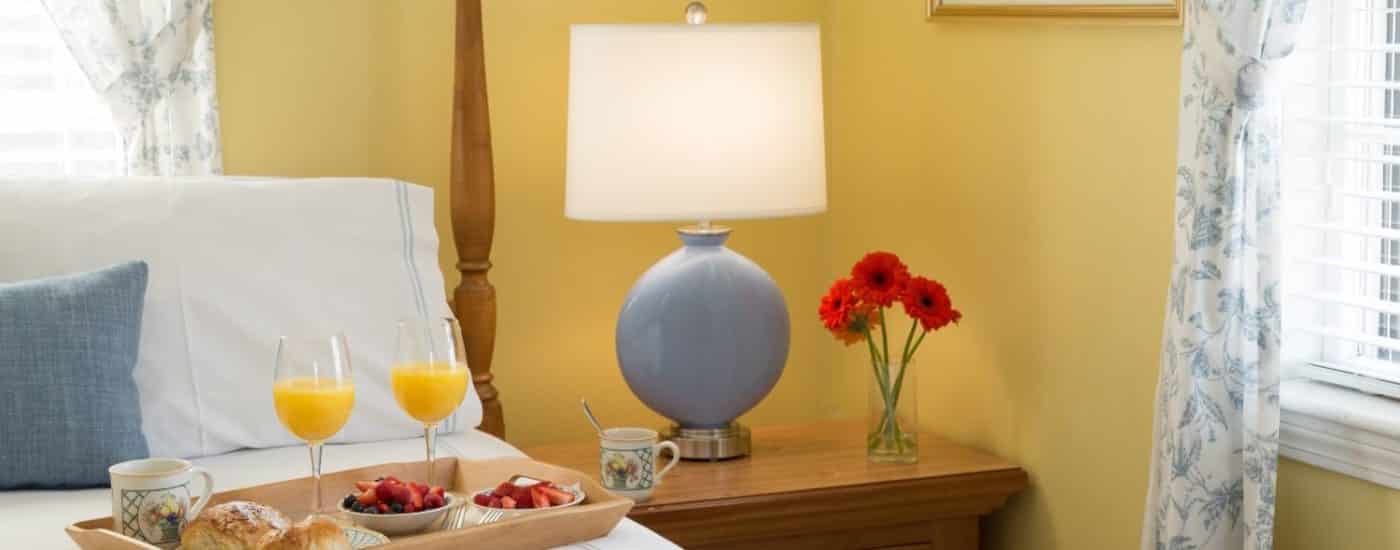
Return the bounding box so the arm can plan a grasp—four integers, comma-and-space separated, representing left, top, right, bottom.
890, 344, 917, 408
863, 323, 898, 448
863, 326, 891, 397
888, 328, 926, 417
906, 329, 928, 362
899, 318, 918, 365
889, 363, 906, 455
878, 309, 896, 445
878, 308, 890, 370
874, 320, 919, 456
863, 322, 884, 365
887, 393, 900, 453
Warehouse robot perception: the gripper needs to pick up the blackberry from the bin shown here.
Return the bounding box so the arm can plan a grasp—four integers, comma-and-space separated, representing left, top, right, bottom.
351, 502, 365, 513
390, 503, 403, 514
342, 495, 356, 509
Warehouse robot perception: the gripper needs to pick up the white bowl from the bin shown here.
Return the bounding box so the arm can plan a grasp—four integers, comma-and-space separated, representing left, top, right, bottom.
337, 494, 455, 536
467, 481, 585, 520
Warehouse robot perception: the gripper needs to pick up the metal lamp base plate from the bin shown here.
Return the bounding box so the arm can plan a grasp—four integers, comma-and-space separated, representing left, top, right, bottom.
663, 423, 751, 461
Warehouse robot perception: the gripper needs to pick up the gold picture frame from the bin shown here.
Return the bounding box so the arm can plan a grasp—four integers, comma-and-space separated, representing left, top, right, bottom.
927, 0, 1181, 19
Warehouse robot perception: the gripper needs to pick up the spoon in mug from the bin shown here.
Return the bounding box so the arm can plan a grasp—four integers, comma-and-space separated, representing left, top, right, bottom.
581, 398, 605, 436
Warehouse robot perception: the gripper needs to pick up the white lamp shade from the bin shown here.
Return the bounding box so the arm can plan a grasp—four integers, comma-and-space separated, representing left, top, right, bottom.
565, 23, 827, 222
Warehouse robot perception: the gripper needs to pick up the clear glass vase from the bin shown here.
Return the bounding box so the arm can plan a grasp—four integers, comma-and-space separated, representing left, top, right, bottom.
867, 360, 918, 464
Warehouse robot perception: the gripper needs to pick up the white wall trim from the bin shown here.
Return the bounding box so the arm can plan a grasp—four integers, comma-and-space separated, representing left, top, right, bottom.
1280, 378, 1400, 489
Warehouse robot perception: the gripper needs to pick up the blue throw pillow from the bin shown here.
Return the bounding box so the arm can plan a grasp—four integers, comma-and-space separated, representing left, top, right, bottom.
0, 261, 150, 489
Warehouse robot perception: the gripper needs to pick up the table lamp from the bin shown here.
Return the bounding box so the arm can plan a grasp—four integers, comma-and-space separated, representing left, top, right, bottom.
564, 3, 826, 460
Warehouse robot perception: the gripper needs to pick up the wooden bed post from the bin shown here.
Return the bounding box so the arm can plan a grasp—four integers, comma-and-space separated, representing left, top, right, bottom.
451, 0, 504, 439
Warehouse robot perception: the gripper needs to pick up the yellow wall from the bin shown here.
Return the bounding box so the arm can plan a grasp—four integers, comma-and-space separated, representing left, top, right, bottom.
823, 3, 1178, 548
823, 2, 1400, 549
1275, 459, 1400, 549
216, 0, 374, 176
217, 0, 838, 449
214, 0, 1400, 547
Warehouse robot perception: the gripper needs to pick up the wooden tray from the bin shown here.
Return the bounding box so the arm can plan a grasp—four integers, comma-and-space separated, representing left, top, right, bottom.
66, 457, 633, 549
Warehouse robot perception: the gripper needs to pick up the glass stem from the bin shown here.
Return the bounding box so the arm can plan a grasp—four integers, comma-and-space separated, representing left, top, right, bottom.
309, 442, 324, 515
424, 423, 438, 487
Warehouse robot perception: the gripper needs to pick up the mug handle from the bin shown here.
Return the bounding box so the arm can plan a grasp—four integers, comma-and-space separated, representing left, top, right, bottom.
186, 466, 215, 521
653, 441, 681, 484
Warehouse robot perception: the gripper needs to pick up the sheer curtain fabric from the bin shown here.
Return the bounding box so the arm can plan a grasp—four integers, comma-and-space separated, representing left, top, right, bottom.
41, 0, 221, 176
1141, 0, 1310, 548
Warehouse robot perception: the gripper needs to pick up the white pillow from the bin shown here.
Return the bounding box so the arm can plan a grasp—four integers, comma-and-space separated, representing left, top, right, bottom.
0, 177, 482, 458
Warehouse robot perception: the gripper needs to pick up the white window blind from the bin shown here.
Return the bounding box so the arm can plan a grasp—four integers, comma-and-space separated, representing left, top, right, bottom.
1284, 0, 1400, 397
0, 0, 119, 177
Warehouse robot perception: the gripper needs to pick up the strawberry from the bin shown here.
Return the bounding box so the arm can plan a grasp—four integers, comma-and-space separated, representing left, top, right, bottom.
356, 490, 379, 507
372, 478, 394, 498
510, 486, 533, 508
473, 493, 492, 506
403, 501, 420, 513
377, 502, 390, 513
424, 493, 444, 509
383, 475, 401, 484
488, 496, 503, 508
537, 486, 574, 506
492, 482, 515, 498
430, 486, 446, 498
530, 486, 552, 509
408, 483, 425, 510
354, 480, 376, 492
390, 484, 412, 505
500, 496, 516, 509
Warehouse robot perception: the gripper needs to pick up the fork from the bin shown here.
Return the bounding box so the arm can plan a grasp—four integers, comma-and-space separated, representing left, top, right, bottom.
441, 502, 472, 531
477, 509, 506, 525
442, 506, 505, 531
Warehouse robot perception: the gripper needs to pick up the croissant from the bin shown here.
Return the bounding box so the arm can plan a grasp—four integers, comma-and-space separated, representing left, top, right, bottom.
260, 516, 350, 550
180, 501, 349, 550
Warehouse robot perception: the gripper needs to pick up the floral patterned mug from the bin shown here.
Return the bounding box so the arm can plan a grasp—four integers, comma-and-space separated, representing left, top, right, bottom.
109, 458, 214, 549
599, 427, 680, 502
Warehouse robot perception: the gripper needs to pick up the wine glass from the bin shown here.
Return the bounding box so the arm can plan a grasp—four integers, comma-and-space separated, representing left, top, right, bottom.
273, 334, 355, 516
392, 318, 471, 486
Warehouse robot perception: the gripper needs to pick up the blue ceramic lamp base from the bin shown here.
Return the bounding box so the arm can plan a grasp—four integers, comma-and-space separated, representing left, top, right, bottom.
616, 225, 789, 459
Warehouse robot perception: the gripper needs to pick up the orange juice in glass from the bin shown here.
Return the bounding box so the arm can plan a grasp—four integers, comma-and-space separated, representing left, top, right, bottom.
273, 334, 354, 516
391, 363, 469, 424
274, 378, 355, 442
394, 318, 470, 486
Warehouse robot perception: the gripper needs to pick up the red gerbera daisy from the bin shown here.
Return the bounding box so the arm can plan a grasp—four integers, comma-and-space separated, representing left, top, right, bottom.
900, 276, 962, 331
833, 306, 880, 346
850, 251, 910, 307
819, 278, 859, 331
819, 279, 880, 345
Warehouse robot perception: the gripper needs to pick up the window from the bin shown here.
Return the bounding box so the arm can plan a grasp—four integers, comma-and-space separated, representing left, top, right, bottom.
1282, 0, 1400, 488
1284, 0, 1400, 395
0, 0, 120, 176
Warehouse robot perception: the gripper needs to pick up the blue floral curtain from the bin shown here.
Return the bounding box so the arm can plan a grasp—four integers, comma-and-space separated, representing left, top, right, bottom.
1142, 0, 1309, 548
41, 0, 221, 176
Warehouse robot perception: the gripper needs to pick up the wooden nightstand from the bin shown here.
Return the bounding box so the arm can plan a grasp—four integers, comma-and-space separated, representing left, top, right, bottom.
525, 420, 1027, 549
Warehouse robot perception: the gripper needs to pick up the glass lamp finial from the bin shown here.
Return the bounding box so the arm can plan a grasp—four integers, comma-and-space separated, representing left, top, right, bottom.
685, 2, 708, 24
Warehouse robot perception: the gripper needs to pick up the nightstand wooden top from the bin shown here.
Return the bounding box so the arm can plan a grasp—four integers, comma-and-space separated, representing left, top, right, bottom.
524, 419, 1026, 514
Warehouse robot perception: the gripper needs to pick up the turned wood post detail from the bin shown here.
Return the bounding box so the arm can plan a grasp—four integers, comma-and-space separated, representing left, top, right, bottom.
451, 0, 503, 439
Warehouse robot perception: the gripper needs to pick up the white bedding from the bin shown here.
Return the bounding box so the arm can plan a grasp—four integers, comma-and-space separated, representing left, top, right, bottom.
0, 177, 475, 459
2, 430, 678, 550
